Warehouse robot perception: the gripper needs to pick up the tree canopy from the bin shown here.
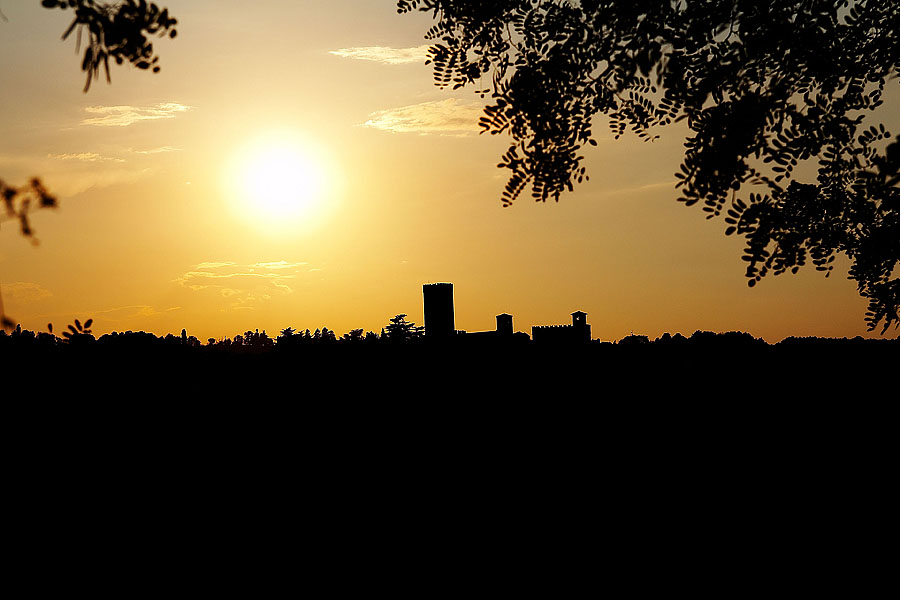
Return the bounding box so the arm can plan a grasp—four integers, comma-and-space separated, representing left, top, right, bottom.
384, 314, 424, 343
399, 0, 900, 332
41, 0, 177, 91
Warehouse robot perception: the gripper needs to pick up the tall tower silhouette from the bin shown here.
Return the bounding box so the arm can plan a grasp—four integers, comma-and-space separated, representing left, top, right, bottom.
496, 313, 513, 336
423, 283, 455, 339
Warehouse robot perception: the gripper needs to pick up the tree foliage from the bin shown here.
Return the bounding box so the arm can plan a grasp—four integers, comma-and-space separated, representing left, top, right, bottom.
384, 314, 424, 343
60, 317, 93, 343
399, 0, 900, 332
0, 178, 58, 242
41, 0, 178, 91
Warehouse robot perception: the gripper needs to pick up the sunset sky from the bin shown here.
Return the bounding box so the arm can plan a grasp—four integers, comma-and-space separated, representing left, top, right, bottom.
1, 0, 897, 343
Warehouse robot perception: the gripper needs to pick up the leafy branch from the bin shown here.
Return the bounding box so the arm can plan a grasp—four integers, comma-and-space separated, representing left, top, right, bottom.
42, 0, 178, 91
401, 0, 900, 332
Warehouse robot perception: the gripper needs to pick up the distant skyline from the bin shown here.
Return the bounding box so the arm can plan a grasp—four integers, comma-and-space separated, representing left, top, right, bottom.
2, 1, 898, 343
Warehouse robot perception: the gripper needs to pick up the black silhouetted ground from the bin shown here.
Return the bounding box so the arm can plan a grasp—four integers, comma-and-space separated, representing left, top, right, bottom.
7, 322, 891, 587
4, 325, 897, 400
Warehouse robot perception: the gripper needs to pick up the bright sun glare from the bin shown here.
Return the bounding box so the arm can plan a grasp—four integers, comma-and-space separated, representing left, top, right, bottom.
226, 134, 334, 231
242, 145, 323, 218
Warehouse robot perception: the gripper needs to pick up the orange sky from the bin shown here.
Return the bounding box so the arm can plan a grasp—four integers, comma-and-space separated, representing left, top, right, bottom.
1, 1, 897, 343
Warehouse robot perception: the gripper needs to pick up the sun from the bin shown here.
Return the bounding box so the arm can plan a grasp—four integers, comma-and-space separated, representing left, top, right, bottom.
242, 143, 323, 219
225, 134, 336, 231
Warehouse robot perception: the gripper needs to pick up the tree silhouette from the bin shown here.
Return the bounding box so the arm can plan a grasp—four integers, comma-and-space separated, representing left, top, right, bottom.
399, 0, 900, 332
341, 328, 365, 343
384, 314, 424, 343
320, 327, 337, 343
41, 0, 178, 92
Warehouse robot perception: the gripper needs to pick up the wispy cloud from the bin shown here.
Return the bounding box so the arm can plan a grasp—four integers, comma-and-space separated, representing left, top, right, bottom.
81, 102, 192, 127
177, 270, 294, 290
330, 44, 430, 65
1, 149, 153, 196
129, 146, 182, 154
92, 304, 177, 318
175, 261, 309, 309
47, 152, 125, 163
55, 168, 152, 196
81, 305, 181, 330
2, 282, 52, 303
362, 98, 483, 135
252, 260, 306, 270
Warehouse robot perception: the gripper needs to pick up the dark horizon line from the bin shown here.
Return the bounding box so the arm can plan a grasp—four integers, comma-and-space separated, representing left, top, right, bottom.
2, 322, 897, 349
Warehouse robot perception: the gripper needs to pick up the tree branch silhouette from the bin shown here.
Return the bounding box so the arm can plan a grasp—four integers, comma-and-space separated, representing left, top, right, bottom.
399, 0, 900, 332
0, 0, 176, 330
42, 0, 178, 91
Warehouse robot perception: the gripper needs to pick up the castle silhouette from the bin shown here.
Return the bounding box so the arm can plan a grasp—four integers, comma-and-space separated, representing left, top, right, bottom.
422, 282, 591, 344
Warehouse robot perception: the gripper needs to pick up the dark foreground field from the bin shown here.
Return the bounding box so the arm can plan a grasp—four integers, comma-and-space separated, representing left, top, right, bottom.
6, 331, 897, 399
5, 333, 892, 592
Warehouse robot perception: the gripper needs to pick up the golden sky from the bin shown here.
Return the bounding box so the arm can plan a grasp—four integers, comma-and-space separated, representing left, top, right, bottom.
1, 0, 897, 343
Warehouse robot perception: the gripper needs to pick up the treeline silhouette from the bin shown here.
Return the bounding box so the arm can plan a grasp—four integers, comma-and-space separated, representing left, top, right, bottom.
5, 319, 896, 398
4, 321, 897, 354
6, 317, 894, 505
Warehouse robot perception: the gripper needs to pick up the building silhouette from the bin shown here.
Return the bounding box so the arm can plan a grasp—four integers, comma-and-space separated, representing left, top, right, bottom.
532, 311, 591, 344
460, 312, 526, 343
422, 282, 591, 344
496, 313, 513, 336
423, 283, 455, 339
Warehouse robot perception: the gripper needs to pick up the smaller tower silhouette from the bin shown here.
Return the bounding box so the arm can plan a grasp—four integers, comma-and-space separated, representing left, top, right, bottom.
571, 311, 590, 343
532, 311, 591, 344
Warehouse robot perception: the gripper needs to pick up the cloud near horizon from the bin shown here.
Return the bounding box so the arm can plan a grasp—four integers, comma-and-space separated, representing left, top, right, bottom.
91, 304, 181, 319
129, 146, 182, 154
2, 282, 52, 303
330, 44, 431, 65
50, 166, 152, 197
176, 261, 309, 310
362, 98, 484, 135
47, 152, 125, 163
1, 148, 155, 196
194, 261, 237, 270
81, 102, 192, 127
